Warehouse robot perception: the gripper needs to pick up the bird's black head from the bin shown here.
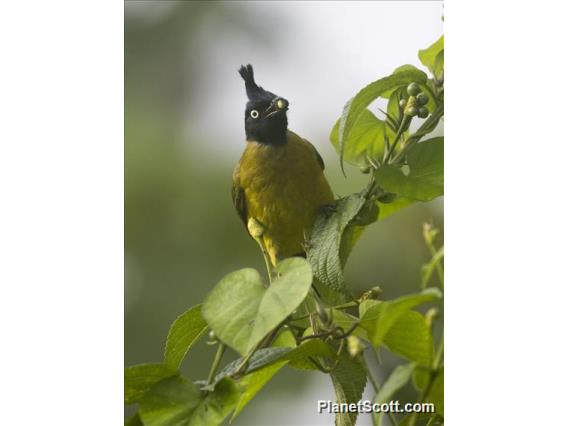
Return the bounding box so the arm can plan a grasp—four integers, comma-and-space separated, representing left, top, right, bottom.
239, 64, 289, 145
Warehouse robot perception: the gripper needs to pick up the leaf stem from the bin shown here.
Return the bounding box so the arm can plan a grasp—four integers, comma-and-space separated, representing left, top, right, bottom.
385, 114, 410, 163
206, 343, 226, 386
332, 301, 359, 310
408, 337, 444, 426
428, 245, 444, 288
434, 335, 444, 369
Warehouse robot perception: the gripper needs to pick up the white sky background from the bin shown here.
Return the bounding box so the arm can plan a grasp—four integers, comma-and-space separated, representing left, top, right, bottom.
185, 1, 444, 163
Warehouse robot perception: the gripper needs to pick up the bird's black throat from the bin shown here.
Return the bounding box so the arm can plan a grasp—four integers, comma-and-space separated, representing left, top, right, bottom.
245, 111, 288, 146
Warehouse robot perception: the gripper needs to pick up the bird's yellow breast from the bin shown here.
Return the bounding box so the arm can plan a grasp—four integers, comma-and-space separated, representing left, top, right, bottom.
237, 131, 334, 264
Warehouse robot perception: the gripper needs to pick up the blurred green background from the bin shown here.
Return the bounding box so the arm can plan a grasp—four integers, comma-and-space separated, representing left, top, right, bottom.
125, 1, 443, 424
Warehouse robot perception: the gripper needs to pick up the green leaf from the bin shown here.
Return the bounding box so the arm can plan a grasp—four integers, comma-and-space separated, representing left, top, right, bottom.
358, 299, 379, 318
422, 246, 444, 288
243, 341, 335, 373
215, 341, 334, 419
229, 330, 297, 421
314, 278, 349, 306
287, 339, 337, 370
202, 258, 312, 355
419, 35, 444, 76
372, 363, 415, 426
272, 328, 298, 348
383, 311, 433, 366
329, 351, 368, 426
308, 189, 378, 294
330, 109, 387, 169
330, 308, 367, 340
215, 347, 292, 382
414, 367, 444, 416
381, 65, 425, 99
337, 69, 427, 173
375, 137, 443, 201
124, 363, 177, 405
433, 50, 444, 80
378, 196, 415, 220
139, 376, 240, 426
164, 304, 208, 370
232, 361, 287, 421
360, 288, 441, 349
214, 338, 334, 382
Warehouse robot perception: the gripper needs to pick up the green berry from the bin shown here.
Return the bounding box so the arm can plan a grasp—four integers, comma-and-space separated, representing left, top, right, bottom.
399, 99, 407, 108
418, 107, 429, 118
406, 106, 418, 117
416, 93, 429, 105
407, 82, 420, 96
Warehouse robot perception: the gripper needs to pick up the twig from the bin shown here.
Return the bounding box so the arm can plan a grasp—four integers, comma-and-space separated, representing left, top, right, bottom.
206, 344, 226, 386
297, 320, 360, 343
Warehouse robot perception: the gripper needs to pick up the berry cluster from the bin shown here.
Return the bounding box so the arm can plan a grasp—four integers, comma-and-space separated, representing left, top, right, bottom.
399, 82, 429, 119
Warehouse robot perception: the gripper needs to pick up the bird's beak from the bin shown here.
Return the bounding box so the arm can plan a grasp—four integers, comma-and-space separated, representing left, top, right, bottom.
265, 97, 289, 117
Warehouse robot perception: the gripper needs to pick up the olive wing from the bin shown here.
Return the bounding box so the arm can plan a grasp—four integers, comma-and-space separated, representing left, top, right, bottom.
231, 163, 248, 228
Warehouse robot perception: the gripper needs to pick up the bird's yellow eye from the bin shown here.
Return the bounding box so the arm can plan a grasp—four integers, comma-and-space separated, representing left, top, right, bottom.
277, 99, 286, 110
250, 109, 259, 119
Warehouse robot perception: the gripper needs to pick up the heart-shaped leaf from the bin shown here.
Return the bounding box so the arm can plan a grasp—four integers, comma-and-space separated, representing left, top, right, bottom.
202, 258, 312, 355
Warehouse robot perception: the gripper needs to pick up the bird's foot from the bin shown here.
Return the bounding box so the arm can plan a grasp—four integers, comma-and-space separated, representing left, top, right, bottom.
247, 217, 265, 239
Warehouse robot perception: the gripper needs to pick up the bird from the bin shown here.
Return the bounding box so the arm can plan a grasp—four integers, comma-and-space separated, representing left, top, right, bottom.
232, 64, 334, 272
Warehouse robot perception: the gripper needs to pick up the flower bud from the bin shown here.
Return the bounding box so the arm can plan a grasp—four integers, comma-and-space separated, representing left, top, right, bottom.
207, 330, 218, 345
423, 222, 439, 246
405, 106, 418, 117
407, 82, 420, 96
347, 335, 365, 358
399, 99, 407, 109
360, 286, 383, 301
416, 93, 429, 106
417, 107, 429, 118
425, 308, 439, 329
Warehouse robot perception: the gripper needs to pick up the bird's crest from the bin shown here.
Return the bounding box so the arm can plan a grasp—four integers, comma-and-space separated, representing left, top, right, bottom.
239, 64, 274, 101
